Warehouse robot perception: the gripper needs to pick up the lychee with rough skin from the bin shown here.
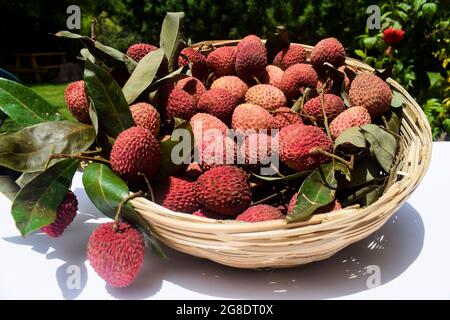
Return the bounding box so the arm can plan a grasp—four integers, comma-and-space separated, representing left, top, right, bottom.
349, 73, 392, 118
110, 126, 160, 181
195, 135, 236, 170
245, 84, 287, 111
176, 76, 207, 104
310, 38, 346, 74
155, 176, 200, 213
126, 43, 158, 62
280, 64, 319, 100
178, 47, 209, 80
278, 124, 333, 172
288, 193, 342, 214
158, 84, 196, 120
207, 46, 236, 77
193, 208, 231, 220
196, 165, 252, 215
238, 132, 277, 168
190, 113, 228, 142
303, 94, 346, 125
197, 88, 239, 124
41, 191, 78, 238
272, 107, 303, 129
235, 35, 268, 80
273, 44, 307, 70
329, 106, 371, 139
65, 81, 90, 123
130, 102, 161, 137
260, 65, 284, 89
211, 76, 248, 102
231, 103, 273, 133
236, 204, 284, 222
87, 222, 144, 288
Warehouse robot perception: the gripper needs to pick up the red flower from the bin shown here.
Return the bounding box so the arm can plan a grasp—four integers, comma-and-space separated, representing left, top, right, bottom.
383, 28, 405, 45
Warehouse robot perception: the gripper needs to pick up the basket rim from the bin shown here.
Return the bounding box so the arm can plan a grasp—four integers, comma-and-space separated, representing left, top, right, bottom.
131, 41, 433, 233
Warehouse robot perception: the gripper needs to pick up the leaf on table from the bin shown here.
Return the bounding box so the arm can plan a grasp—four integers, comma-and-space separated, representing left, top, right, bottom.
11, 159, 79, 236
0, 121, 96, 172
84, 60, 133, 138
0, 78, 64, 128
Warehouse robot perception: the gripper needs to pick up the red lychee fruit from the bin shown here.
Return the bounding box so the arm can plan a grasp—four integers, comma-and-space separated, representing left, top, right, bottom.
126, 43, 158, 62
175, 76, 207, 104
196, 166, 252, 216
211, 76, 249, 102
273, 44, 307, 70
260, 65, 284, 89
272, 107, 303, 129
329, 106, 371, 139
65, 80, 90, 124
236, 204, 285, 222
245, 84, 287, 111
207, 46, 237, 77
278, 124, 333, 172
110, 126, 160, 181
310, 37, 346, 74
155, 176, 199, 213
280, 64, 318, 100
235, 35, 268, 80
87, 222, 144, 288
303, 94, 346, 125
130, 102, 161, 137
41, 191, 78, 238
231, 103, 274, 134
178, 47, 209, 80
197, 88, 239, 124
158, 84, 196, 120
288, 193, 342, 214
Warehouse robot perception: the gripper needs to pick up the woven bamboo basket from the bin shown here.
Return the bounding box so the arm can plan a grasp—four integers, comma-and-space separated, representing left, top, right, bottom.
130, 41, 432, 269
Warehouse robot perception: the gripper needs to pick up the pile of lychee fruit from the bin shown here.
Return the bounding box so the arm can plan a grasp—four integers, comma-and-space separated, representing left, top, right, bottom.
57, 35, 394, 287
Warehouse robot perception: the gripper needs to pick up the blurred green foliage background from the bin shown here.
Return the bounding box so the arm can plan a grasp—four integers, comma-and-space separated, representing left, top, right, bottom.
0, 0, 448, 138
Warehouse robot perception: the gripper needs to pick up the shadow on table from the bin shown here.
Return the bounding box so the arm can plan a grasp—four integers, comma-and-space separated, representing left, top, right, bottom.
108, 201, 425, 300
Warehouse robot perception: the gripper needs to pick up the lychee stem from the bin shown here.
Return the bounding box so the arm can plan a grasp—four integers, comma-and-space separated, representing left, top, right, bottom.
90, 17, 97, 41
310, 148, 354, 170
49, 153, 110, 165
113, 191, 144, 232
319, 90, 332, 140
251, 188, 288, 206
138, 172, 155, 202
80, 147, 103, 155
252, 76, 261, 84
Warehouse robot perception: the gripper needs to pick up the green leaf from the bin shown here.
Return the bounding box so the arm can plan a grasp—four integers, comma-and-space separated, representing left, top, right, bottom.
122, 48, 165, 104
342, 183, 383, 206
347, 157, 386, 188
384, 111, 402, 134
0, 78, 64, 127
287, 163, 336, 222
354, 49, 366, 59
148, 65, 190, 91
397, 11, 409, 22
0, 175, 20, 201
16, 172, 41, 188
154, 119, 193, 181
334, 127, 367, 151
265, 25, 290, 62
84, 60, 133, 138
159, 12, 186, 73
391, 91, 405, 108
11, 159, 79, 236
55, 31, 127, 68
361, 124, 399, 172
413, 0, 427, 11
363, 36, 378, 50
0, 121, 96, 172
397, 3, 411, 12
82, 163, 166, 258
141, 230, 168, 260
252, 170, 311, 182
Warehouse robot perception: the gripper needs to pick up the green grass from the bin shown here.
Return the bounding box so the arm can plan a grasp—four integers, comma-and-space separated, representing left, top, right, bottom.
30, 83, 73, 120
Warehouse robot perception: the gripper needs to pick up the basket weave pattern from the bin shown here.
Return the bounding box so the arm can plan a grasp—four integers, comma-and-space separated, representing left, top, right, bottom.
131, 42, 432, 269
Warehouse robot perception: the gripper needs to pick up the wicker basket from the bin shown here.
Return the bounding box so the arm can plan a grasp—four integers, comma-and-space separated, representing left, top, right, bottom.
130, 41, 432, 269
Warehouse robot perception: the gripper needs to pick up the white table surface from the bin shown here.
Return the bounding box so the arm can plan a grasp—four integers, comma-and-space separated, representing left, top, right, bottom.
1, 142, 449, 300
